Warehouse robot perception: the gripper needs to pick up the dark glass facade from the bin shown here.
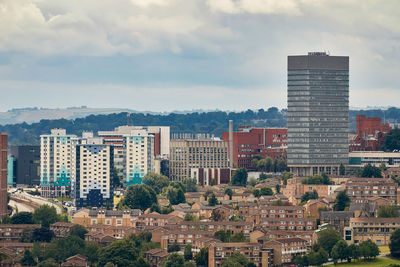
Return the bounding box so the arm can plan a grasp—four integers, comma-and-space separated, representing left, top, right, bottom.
287, 53, 349, 174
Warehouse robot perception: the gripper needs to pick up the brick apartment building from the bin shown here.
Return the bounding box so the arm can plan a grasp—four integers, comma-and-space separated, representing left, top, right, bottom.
345, 178, 397, 204
168, 221, 254, 238
222, 127, 287, 170
72, 209, 142, 227
345, 217, 400, 246
0, 224, 41, 242
349, 115, 391, 152
208, 242, 269, 267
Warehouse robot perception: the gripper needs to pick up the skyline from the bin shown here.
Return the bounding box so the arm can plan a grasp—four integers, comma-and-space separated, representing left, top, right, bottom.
0, 0, 399, 112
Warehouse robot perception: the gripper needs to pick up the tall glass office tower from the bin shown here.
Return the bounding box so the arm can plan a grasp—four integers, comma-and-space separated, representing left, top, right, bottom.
287, 52, 349, 176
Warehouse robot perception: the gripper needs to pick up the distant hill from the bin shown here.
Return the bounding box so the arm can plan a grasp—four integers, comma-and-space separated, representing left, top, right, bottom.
0, 107, 141, 125
0, 107, 399, 146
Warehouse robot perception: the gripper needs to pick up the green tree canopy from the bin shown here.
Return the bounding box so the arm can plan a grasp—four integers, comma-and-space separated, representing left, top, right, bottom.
301, 173, 332, 185
143, 173, 170, 194
11, 211, 33, 224
122, 184, 157, 211
69, 224, 88, 239
301, 190, 319, 203
360, 164, 383, 178
194, 247, 208, 267
167, 243, 180, 253
184, 244, 193, 261
98, 239, 139, 267
20, 249, 36, 266
183, 177, 198, 192
224, 188, 233, 200
260, 187, 273, 196
231, 168, 248, 187
378, 205, 399, 218
390, 229, 400, 258
33, 205, 59, 227
167, 187, 186, 205
164, 253, 185, 267
383, 129, 400, 151
334, 191, 351, 211
317, 228, 342, 256
221, 251, 253, 267
208, 193, 218, 206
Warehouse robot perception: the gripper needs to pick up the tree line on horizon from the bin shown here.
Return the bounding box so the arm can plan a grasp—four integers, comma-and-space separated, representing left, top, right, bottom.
2, 106, 400, 146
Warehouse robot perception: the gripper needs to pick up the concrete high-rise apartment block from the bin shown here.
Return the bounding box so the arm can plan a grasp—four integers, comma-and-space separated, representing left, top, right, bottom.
75, 138, 113, 208
0, 133, 8, 218
123, 130, 154, 185
169, 138, 229, 182
40, 129, 77, 197
287, 52, 349, 176
98, 125, 169, 180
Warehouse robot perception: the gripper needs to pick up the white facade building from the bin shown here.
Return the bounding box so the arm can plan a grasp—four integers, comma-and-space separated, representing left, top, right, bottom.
75, 137, 113, 208
40, 129, 77, 197
124, 130, 154, 185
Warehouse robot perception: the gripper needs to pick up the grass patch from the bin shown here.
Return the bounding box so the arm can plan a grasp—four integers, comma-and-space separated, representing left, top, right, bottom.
325, 257, 400, 267
380, 246, 390, 254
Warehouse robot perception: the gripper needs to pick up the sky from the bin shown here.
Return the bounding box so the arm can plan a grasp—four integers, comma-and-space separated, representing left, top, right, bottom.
0, 0, 399, 112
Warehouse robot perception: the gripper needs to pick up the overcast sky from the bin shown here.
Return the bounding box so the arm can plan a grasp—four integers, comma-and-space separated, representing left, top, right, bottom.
0, 0, 399, 112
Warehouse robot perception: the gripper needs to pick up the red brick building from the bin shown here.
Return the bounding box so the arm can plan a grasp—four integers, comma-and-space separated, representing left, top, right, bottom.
350, 115, 391, 152
222, 127, 287, 170
0, 133, 7, 218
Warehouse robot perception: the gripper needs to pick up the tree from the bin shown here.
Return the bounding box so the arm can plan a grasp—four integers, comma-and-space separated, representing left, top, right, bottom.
136, 257, 150, 267
184, 244, 193, 261
334, 191, 350, 211
260, 187, 273, 196
36, 258, 60, 267
11, 212, 33, 224
282, 172, 293, 185
194, 247, 208, 267
275, 184, 281, 194
69, 224, 88, 239
361, 164, 383, 178
210, 178, 216, 186
348, 244, 359, 262
215, 230, 231, 242
383, 129, 400, 151
104, 263, 117, 267
230, 233, 246, 242
208, 193, 218, 206
184, 262, 196, 267
183, 177, 198, 192
123, 184, 157, 211
32, 227, 55, 242
20, 250, 36, 266
83, 242, 100, 265
302, 174, 332, 185
231, 168, 248, 187
203, 190, 213, 201
224, 188, 233, 200
359, 240, 379, 260
252, 189, 261, 198
164, 253, 185, 267
33, 205, 59, 227
143, 173, 170, 194
339, 163, 345, 175
317, 228, 342, 256
378, 205, 399, 218
167, 187, 186, 205
221, 251, 250, 267
168, 243, 181, 253
301, 190, 319, 203
184, 213, 197, 221
390, 229, 400, 258
98, 239, 139, 267
294, 255, 308, 267
331, 240, 349, 263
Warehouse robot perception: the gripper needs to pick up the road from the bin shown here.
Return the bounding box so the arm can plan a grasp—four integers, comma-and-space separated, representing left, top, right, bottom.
11, 191, 63, 214
9, 199, 35, 214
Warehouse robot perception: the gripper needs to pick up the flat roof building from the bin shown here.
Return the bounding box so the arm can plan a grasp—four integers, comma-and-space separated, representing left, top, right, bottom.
287, 52, 349, 176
